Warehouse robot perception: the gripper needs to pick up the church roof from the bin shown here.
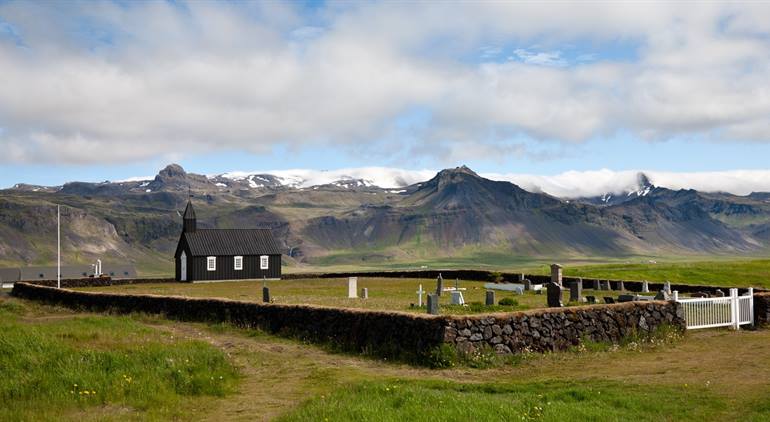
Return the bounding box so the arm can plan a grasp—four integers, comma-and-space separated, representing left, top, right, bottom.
182, 229, 281, 256
183, 200, 196, 219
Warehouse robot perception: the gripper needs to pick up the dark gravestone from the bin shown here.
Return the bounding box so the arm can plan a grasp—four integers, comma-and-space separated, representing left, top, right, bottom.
603, 297, 615, 304
618, 294, 635, 303
550, 264, 563, 286
654, 290, 670, 300
436, 274, 444, 296
427, 293, 439, 315
485, 290, 495, 306
523, 278, 532, 291
546, 282, 564, 308
586, 295, 596, 304
715, 289, 725, 297
262, 286, 271, 303
592, 279, 601, 290
569, 280, 583, 302
617, 281, 625, 291
691, 291, 709, 298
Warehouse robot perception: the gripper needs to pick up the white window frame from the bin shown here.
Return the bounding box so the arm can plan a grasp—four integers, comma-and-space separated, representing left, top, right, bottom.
234, 256, 243, 271
260, 255, 269, 270
207, 256, 216, 271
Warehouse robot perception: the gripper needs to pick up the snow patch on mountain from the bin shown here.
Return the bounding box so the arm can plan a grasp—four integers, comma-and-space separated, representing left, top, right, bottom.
217, 167, 435, 189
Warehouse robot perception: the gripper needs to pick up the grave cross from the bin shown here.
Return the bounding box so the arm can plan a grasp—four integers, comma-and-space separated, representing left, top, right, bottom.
416, 284, 424, 307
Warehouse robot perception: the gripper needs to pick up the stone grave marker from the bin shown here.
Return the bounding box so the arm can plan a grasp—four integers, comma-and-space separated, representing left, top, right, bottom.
603, 297, 615, 304
550, 264, 563, 285
592, 279, 601, 290
517, 273, 525, 282
617, 281, 625, 291
569, 280, 583, 302
436, 273, 444, 296
348, 277, 358, 298
450, 290, 465, 305
586, 295, 596, 304
714, 289, 725, 297
262, 286, 271, 303
663, 280, 672, 295
546, 282, 564, 307
642, 280, 649, 293
427, 293, 439, 315
523, 278, 532, 291
361, 288, 368, 299
618, 294, 635, 303
485, 290, 495, 306
654, 290, 670, 300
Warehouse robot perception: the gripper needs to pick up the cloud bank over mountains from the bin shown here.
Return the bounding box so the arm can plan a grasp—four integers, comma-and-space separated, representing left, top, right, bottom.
152, 167, 770, 198
1, 2, 770, 165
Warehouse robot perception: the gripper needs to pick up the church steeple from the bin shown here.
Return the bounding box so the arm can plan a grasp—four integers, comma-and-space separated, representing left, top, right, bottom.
183, 199, 196, 233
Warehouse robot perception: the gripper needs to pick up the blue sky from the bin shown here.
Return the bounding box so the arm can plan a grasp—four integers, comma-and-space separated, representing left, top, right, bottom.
1, 1, 770, 189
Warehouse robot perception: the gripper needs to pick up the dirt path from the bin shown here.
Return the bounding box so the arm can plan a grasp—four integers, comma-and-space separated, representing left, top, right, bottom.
141, 319, 770, 421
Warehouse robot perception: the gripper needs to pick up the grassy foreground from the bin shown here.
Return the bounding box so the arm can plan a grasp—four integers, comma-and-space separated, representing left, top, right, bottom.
0, 296, 238, 421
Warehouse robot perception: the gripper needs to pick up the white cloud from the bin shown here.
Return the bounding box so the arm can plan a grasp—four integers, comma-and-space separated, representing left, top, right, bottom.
215, 166, 770, 197
1, 2, 770, 164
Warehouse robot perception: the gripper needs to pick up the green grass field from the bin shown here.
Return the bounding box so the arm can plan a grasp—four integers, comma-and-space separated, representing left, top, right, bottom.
78, 277, 644, 315
0, 296, 238, 421
3, 292, 770, 421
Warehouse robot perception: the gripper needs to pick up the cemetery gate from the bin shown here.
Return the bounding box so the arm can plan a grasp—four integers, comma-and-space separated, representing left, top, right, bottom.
674, 288, 753, 330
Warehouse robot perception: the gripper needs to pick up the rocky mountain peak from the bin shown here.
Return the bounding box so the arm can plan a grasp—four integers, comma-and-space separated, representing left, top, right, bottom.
156, 164, 187, 181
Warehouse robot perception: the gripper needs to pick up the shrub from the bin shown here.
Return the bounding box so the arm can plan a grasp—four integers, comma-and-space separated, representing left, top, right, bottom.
498, 297, 518, 306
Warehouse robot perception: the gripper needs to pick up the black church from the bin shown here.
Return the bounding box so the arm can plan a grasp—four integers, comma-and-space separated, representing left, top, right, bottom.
174, 200, 282, 282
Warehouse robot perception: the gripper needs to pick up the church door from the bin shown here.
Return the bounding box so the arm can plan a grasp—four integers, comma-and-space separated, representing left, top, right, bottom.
180, 251, 187, 281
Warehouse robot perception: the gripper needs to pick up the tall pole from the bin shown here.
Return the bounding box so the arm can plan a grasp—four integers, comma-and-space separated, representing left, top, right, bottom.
57, 204, 61, 289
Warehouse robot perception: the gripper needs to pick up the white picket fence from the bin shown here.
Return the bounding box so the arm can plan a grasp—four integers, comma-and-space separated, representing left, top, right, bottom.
674, 288, 753, 330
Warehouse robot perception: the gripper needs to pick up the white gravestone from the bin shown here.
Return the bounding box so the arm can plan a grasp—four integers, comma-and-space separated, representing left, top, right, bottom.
417, 284, 424, 307
348, 277, 358, 298
450, 291, 465, 305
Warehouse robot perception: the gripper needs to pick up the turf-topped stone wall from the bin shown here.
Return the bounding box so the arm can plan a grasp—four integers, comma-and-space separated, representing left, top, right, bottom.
11, 282, 446, 361
443, 301, 684, 354
754, 292, 770, 326
25, 277, 176, 288
12, 282, 688, 361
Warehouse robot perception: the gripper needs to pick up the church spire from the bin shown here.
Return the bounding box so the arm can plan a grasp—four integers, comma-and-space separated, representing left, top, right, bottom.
183, 198, 196, 233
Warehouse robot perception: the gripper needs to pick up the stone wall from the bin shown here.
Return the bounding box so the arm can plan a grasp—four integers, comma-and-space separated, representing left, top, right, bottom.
24, 277, 176, 288
754, 292, 770, 326
12, 282, 689, 362
11, 282, 445, 361
443, 301, 684, 354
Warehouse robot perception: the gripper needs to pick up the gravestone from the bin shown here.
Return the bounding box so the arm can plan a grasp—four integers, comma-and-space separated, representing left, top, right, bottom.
642, 280, 649, 293
618, 294, 635, 303
348, 277, 358, 298
663, 280, 672, 295
436, 273, 444, 296
593, 279, 601, 290
450, 290, 465, 305
262, 286, 270, 303
617, 281, 625, 291
523, 278, 532, 291
416, 284, 424, 306
569, 280, 583, 302
485, 290, 495, 306
600, 280, 609, 291
603, 297, 615, 304
517, 273, 525, 282
691, 291, 709, 298
586, 295, 596, 304
427, 293, 439, 315
550, 264, 563, 286
361, 288, 368, 299
714, 289, 725, 297
546, 282, 564, 307
654, 290, 670, 300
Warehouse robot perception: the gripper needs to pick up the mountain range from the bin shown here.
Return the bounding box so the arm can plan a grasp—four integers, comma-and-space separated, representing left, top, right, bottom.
2, 164, 769, 274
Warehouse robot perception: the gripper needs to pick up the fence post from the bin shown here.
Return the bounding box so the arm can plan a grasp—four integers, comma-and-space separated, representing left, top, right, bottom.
673, 290, 679, 301
730, 288, 739, 330
749, 287, 755, 327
